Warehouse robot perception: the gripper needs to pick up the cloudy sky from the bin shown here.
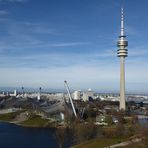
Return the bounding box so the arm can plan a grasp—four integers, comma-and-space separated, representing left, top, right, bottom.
0, 0, 148, 93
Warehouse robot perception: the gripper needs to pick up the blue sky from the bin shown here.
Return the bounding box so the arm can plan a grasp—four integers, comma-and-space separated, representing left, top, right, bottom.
0, 0, 148, 93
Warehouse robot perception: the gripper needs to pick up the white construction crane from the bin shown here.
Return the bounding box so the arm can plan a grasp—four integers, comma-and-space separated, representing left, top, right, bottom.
64, 80, 77, 118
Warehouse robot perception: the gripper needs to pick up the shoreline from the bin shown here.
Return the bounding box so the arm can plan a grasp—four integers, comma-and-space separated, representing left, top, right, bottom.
0, 110, 66, 129
0, 120, 57, 129
0, 111, 59, 128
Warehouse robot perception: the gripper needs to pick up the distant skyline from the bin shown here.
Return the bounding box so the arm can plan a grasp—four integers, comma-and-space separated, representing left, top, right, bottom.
0, 0, 148, 93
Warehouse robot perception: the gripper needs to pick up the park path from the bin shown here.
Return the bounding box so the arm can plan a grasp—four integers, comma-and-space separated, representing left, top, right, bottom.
104, 138, 141, 148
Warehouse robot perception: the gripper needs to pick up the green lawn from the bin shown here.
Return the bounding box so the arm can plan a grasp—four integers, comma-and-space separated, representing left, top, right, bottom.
0, 111, 24, 122
0, 111, 55, 128
73, 138, 125, 148
20, 115, 52, 128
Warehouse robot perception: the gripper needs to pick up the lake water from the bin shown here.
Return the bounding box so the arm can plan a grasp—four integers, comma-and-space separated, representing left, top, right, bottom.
0, 122, 59, 148
0, 119, 147, 148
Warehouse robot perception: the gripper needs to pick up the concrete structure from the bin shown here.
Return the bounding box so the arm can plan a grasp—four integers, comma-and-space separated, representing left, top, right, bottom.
73, 90, 81, 100
82, 88, 94, 101
37, 94, 40, 101
117, 8, 128, 110
64, 81, 77, 118
37, 87, 42, 101
9, 90, 17, 97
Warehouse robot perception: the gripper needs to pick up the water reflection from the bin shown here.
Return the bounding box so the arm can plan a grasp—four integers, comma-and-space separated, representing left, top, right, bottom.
0, 122, 58, 148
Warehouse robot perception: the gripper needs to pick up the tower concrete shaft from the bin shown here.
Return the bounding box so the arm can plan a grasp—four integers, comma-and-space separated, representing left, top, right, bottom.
117, 8, 128, 110
120, 57, 125, 110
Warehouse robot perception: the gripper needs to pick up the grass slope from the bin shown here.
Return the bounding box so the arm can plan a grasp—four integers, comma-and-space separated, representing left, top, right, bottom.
0, 111, 23, 122
73, 138, 125, 148
20, 115, 51, 128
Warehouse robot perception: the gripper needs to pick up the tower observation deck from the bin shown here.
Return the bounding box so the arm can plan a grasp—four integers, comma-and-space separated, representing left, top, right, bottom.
117, 8, 128, 57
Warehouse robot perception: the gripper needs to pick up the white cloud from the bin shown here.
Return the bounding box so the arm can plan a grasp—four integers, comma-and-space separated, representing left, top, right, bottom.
9, 0, 28, 2
0, 15, 147, 92
0, 19, 91, 51
126, 26, 139, 36
0, 51, 114, 68
21, 22, 57, 35
0, 65, 119, 89
129, 47, 148, 57
0, 57, 147, 93
0, 43, 147, 93
0, 10, 8, 15
0, 0, 28, 3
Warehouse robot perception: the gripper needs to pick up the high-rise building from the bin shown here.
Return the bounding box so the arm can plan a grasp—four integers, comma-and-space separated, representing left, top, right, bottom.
117, 8, 128, 110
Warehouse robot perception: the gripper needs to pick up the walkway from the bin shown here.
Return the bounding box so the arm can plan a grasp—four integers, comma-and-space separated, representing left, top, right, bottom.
104, 138, 141, 148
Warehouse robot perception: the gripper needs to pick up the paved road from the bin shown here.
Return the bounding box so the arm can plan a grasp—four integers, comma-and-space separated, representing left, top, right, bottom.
104, 138, 141, 148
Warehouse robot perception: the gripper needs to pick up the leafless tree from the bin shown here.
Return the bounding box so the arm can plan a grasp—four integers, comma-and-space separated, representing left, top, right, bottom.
55, 127, 66, 148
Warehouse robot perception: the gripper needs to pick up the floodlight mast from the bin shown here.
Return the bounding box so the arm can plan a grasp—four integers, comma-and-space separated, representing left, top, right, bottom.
64, 80, 77, 118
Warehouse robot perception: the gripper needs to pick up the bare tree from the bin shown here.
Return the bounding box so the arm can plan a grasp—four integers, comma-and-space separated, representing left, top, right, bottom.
55, 127, 66, 148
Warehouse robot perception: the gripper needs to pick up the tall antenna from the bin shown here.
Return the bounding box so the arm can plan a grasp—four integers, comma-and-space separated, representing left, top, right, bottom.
121, 7, 124, 37
21, 86, 24, 97
120, 0, 125, 37
117, 2, 128, 110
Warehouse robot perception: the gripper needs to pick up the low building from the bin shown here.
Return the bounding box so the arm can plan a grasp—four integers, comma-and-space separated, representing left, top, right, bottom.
95, 114, 108, 126
82, 88, 94, 101
73, 90, 81, 100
